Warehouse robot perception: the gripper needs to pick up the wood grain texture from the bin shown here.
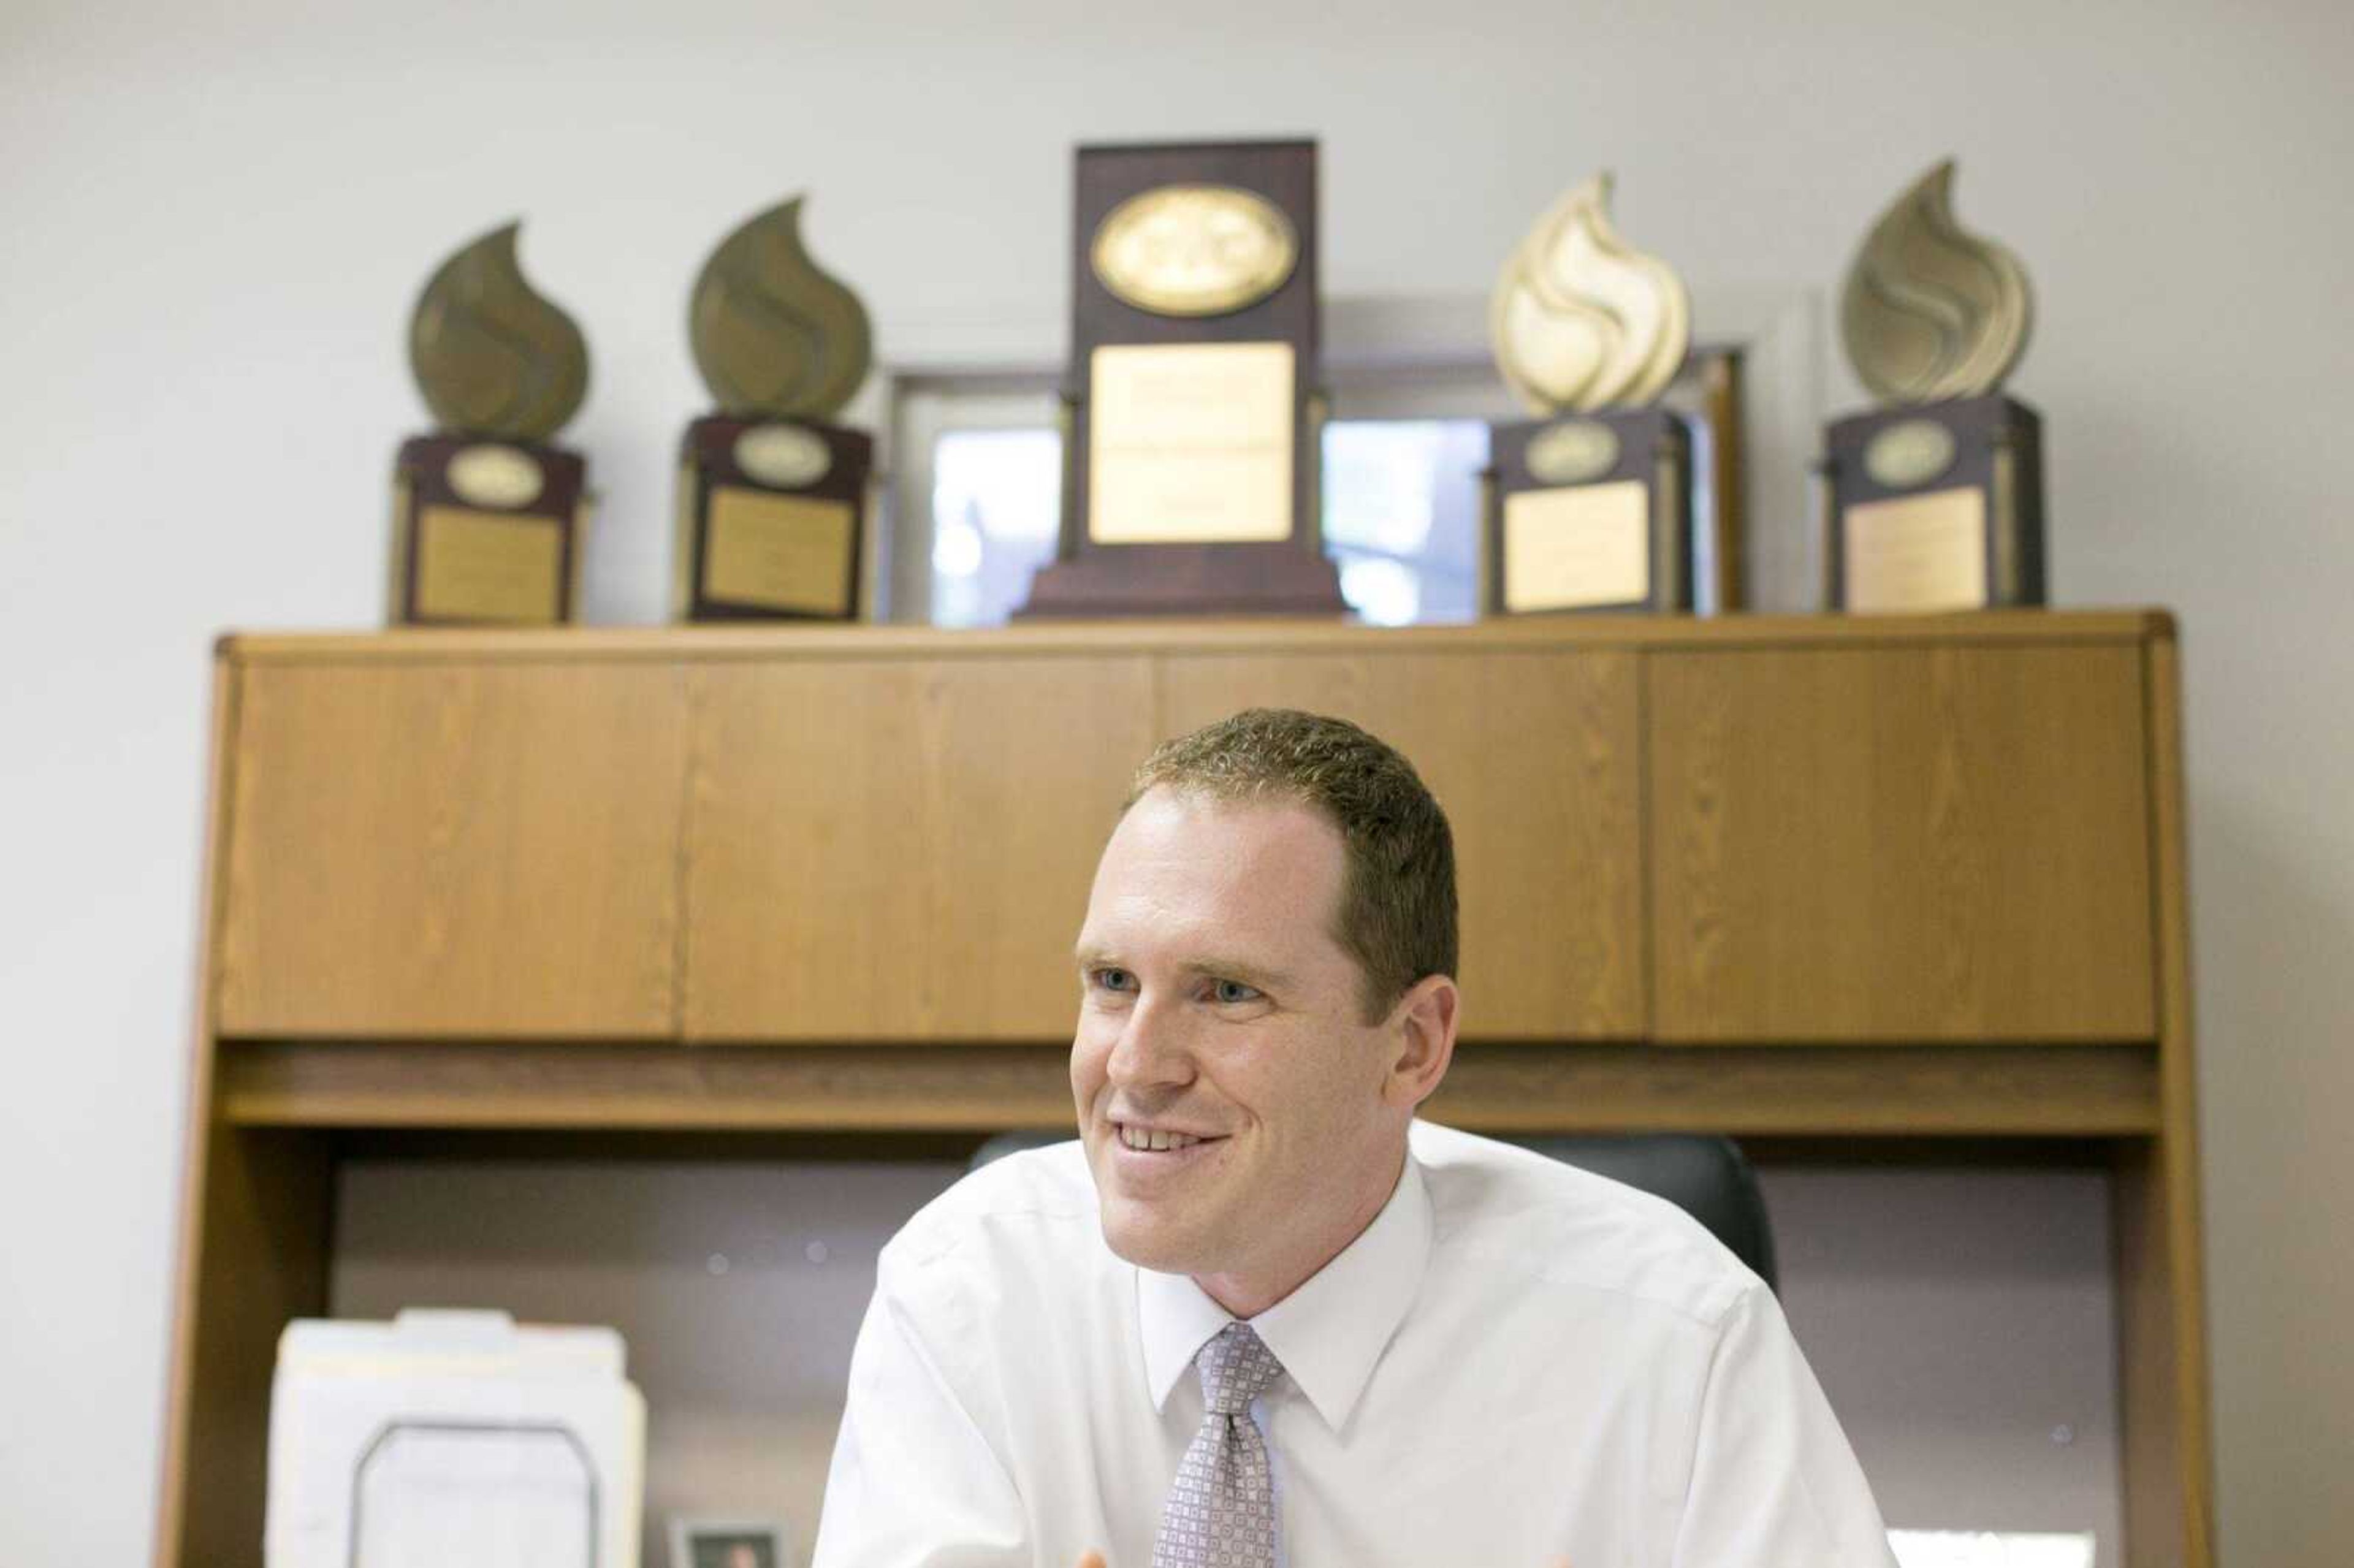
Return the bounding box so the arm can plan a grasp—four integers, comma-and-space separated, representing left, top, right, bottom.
162, 1127, 333, 1568
157, 658, 335, 1567
1156, 648, 1643, 1037
682, 656, 1156, 1040
215, 660, 687, 1037
215, 1038, 2158, 1136
2117, 1140, 2189, 1568
2116, 637, 2214, 1568
1649, 644, 2158, 1041
153, 649, 243, 1568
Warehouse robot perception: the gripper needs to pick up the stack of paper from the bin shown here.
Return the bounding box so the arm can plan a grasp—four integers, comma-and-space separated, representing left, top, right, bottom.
265, 1309, 646, 1568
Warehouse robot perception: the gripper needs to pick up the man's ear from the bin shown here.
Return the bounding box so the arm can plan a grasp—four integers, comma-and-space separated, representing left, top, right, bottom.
1381, 973, 1459, 1111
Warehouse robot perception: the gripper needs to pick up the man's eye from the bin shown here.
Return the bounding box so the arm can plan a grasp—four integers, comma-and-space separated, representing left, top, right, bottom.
1211, 978, 1262, 1005
1092, 968, 1136, 993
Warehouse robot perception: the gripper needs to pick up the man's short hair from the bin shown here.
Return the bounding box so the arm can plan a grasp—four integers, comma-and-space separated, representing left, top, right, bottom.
1126, 708, 1458, 1019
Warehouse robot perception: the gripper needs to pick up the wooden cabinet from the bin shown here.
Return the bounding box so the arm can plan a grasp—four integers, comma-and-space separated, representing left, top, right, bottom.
215, 660, 687, 1038
163, 614, 2211, 1568
214, 637, 1645, 1045
1157, 647, 1641, 1037
687, 644, 1640, 1042
682, 655, 1156, 1040
211, 631, 2162, 1051
1648, 644, 2157, 1041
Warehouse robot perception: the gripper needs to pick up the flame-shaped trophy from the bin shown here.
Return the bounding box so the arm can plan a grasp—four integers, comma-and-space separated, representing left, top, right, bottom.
1824, 160, 2042, 611
674, 196, 875, 621
392, 223, 592, 625
1486, 173, 1695, 614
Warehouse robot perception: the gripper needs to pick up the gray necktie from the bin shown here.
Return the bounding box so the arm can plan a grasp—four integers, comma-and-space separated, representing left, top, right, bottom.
1152, 1322, 1286, 1568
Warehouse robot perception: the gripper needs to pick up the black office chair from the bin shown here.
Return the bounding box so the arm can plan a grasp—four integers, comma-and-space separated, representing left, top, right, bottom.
1514, 1135, 1777, 1292
969, 1129, 1776, 1292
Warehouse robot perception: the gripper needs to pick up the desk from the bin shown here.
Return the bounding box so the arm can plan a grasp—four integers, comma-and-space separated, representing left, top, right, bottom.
155, 612, 2209, 1566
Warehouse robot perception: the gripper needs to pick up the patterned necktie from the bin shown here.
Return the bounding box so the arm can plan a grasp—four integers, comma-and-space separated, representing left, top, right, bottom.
1151, 1321, 1286, 1568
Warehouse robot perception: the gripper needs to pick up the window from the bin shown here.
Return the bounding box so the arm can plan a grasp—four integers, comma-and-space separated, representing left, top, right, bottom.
1319, 417, 1487, 626
883, 286, 1816, 621
918, 417, 1489, 629
928, 428, 1061, 631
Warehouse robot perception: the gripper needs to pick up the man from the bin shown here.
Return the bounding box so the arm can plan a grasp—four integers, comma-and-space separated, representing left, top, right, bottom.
815, 709, 1895, 1566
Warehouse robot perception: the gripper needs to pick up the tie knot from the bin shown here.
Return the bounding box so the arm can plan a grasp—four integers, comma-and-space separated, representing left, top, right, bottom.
1195, 1322, 1283, 1415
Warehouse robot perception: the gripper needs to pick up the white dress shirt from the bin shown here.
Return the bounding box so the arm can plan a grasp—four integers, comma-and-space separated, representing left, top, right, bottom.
813, 1121, 1895, 1567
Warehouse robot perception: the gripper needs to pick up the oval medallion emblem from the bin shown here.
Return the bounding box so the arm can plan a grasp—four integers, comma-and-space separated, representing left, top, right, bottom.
1091, 185, 1300, 318
734, 423, 832, 489
1526, 420, 1622, 485
446, 444, 545, 510
1864, 418, 1959, 490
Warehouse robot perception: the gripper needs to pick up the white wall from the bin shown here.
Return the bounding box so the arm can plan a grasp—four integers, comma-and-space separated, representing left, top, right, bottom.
2, 1, 2348, 1562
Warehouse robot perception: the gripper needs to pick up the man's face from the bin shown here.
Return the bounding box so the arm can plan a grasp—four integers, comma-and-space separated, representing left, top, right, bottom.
1070, 787, 1409, 1305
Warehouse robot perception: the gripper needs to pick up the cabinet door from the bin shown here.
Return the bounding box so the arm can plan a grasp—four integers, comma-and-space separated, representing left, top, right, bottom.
1648, 644, 2156, 1041
215, 660, 687, 1037
684, 655, 1157, 1041
1157, 648, 1644, 1038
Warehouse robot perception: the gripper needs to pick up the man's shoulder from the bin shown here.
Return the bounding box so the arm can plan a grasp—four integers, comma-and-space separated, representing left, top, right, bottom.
1409, 1121, 1759, 1332
881, 1136, 1104, 1278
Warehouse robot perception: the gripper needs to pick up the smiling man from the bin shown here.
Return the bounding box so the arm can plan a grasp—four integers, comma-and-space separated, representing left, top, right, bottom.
813, 709, 1895, 1567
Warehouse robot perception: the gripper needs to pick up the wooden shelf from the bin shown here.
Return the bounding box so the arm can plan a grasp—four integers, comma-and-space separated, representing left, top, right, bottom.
217, 608, 2175, 666
216, 1038, 2163, 1138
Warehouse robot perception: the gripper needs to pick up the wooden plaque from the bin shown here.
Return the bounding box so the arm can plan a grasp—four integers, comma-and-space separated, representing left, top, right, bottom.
676, 413, 871, 622
1824, 394, 2045, 612
390, 434, 585, 626
1487, 406, 1693, 614
1020, 139, 1343, 618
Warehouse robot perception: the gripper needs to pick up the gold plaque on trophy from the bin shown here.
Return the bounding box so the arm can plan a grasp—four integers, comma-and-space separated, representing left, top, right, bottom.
1091, 185, 1301, 318
391, 223, 592, 626
1842, 490, 1989, 611
676, 196, 875, 621
1826, 160, 2044, 612
1087, 341, 1295, 544
701, 489, 858, 614
1486, 173, 1696, 614
1502, 482, 1651, 612
413, 507, 566, 623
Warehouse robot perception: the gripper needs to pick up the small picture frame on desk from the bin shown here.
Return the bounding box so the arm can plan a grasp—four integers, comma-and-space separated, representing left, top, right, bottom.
669, 1518, 790, 1568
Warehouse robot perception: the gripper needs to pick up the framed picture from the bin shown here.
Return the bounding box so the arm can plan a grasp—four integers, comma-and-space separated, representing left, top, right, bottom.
668, 1517, 790, 1568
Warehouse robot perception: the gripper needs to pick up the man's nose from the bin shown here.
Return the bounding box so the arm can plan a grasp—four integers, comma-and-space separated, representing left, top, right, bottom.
1105, 992, 1194, 1090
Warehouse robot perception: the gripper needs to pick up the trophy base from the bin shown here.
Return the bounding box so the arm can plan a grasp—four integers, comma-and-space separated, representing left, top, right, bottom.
1824, 394, 2045, 613
390, 435, 586, 626
676, 414, 872, 622
1016, 542, 1347, 618
1485, 408, 1693, 615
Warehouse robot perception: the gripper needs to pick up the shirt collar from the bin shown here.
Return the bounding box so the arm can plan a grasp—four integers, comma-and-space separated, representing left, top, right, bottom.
1135, 1147, 1434, 1431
